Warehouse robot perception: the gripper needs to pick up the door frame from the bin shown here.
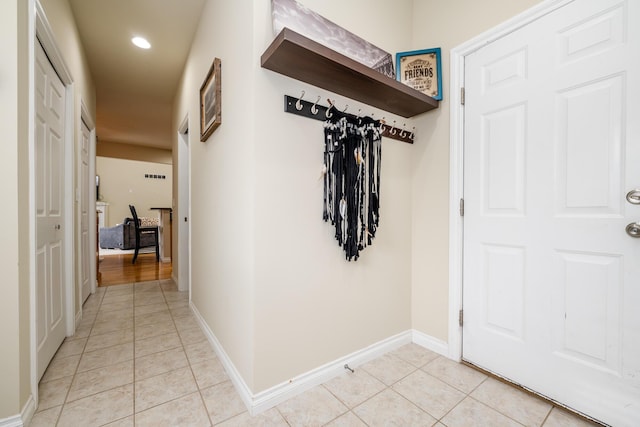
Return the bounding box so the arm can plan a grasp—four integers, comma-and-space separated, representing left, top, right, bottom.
177, 114, 191, 293
448, 0, 574, 361
30, 0, 76, 406
79, 101, 97, 305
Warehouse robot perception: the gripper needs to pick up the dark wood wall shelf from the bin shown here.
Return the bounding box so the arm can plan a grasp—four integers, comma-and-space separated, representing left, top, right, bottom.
261, 28, 439, 118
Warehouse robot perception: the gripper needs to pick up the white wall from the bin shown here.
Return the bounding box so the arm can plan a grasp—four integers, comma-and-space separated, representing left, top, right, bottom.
96, 157, 172, 226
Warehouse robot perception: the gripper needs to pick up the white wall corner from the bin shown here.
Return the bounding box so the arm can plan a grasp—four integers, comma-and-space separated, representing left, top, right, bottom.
411, 329, 449, 358
0, 393, 34, 427
189, 303, 413, 416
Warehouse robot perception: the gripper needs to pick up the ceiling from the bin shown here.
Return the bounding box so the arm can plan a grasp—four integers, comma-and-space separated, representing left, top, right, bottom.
68, 0, 208, 150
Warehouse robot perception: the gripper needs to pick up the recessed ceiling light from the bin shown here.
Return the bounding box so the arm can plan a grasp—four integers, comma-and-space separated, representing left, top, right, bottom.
132, 36, 151, 49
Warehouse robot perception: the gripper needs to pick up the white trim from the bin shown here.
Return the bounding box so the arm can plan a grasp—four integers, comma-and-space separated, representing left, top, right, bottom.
448, 0, 575, 364
177, 115, 190, 293
32, 0, 76, 405
0, 415, 22, 427
412, 330, 449, 358
190, 302, 412, 415
81, 101, 97, 297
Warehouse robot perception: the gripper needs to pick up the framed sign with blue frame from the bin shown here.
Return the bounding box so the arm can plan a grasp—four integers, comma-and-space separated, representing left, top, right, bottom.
396, 48, 442, 101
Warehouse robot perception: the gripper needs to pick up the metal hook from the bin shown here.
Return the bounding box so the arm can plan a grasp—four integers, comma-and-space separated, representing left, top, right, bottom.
409, 126, 415, 140
400, 123, 407, 138
390, 120, 397, 135
325, 99, 335, 118
343, 104, 349, 113
311, 96, 321, 115
295, 90, 305, 111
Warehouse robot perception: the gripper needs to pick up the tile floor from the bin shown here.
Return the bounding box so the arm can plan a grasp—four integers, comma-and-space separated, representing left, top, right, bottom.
31, 280, 600, 427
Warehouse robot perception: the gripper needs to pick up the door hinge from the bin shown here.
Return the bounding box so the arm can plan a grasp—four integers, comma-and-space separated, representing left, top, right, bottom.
459, 309, 464, 327
460, 87, 465, 105
459, 198, 464, 216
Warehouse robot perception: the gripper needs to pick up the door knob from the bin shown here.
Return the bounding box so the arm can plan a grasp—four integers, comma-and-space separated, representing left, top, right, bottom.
626, 222, 640, 238
626, 189, 640, 205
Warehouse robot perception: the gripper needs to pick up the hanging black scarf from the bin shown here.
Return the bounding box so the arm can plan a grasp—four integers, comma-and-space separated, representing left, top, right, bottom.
323, 108, 382, 261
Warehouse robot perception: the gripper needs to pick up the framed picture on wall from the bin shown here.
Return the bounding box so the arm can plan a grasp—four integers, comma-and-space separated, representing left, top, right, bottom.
200, 57, 222, 141
396, 48, 442, 100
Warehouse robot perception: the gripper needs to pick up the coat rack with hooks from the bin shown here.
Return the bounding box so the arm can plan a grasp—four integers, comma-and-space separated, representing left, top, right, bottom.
283, 94, 415, 144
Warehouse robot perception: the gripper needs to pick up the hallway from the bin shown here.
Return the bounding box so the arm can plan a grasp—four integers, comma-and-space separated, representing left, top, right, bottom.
29, 280, 598, 426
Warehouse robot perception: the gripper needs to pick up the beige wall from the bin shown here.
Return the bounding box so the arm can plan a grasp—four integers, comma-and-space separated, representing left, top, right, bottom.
98, 140, 172, 165
173, 0, 547, 395
97, 157, 172, 226
410, 0, 543, 341
0, 0, 24, 417
0, 0, 95, 418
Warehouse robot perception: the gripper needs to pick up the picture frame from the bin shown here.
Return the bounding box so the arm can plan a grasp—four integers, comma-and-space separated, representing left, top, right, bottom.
396, 48, 442, 101
200, 58, 222, 141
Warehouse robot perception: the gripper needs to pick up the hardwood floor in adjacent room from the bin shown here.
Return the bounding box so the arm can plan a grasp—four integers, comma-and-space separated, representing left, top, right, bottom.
98, 252, 172, 286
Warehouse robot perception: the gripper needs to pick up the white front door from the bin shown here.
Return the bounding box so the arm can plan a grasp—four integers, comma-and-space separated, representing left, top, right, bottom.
80, 120, 91, 303
35, 40, 67, 381
462, 0, 640, 425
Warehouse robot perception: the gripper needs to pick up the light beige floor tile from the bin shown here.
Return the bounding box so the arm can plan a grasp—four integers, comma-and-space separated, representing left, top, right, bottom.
98, 299, 134, 313
84, 328, 134, 353
216, 408, 290, 427
471, 378, 552, 427
177, 325, 207, 346
103, 415, 134, 426
134, 281, 160, 292
201, 381, 250, 424
95, 307, 134, 323
91, 317, 134, 336
37, 375, 73, 411
134, 366, 198, 412
72, 322, 92, 339
169, 305, 193, 319
135, 347, 189, 380
105, 283, 134, 294
134, 309, 172, 327
323, 369, 386, 408
423, 357, 487, 394
184, 340, 216, 365
57, 384, 133, 427
442, 397, 522, 427
134, 293, 166, 306
54, 337, 87, 358
135, 331, 182, 358
41, 354, 80, 383
66, 359, 133, 402
77, 342, 133, 372
190, 357, 228, 389
390, 343, 440, 368
166, 298, 189, 309
134, 318, 176, 340
392, 369, 465, 419
277, 385, 348, 427
134, 391, 211, 427
361, 352, 417, 386
324, 411, 368, 426
134, 302, 168, 316
28, 405, 61, 427
160, 281, 178, 292
353, 388, 436, 427
543, 407, 601, 427
100, 293, 133, 306
174, 315, 200, 332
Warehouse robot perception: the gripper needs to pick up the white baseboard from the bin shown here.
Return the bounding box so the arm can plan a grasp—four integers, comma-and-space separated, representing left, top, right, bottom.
0, 394, 34, 427
21, 395, 35, 427
411, 329, 450, 358
161, 257, 171, 263
189, 302, 412, 416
